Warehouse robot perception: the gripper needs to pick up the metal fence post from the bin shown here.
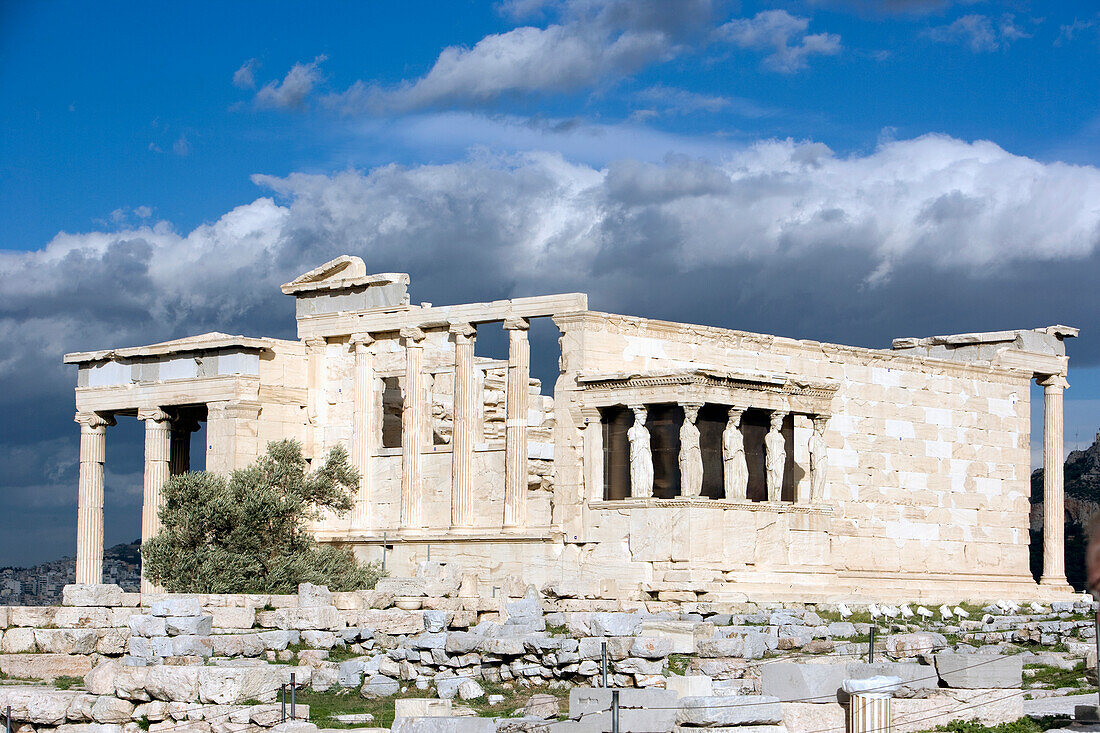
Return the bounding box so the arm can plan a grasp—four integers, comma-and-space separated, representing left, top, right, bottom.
290, 672, 296, 720
868, 626, 876, 663
611, 690, 619, 733
6, 705, 12, 733
280, 684, 286, 722
601, 642, 608, 687
1094, 609, 1100, 708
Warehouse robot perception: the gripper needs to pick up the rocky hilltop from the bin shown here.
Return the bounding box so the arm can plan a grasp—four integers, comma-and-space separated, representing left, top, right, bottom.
1032, 432, 1100, 590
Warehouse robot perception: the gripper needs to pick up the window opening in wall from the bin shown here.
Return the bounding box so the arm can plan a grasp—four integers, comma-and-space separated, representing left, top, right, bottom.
601, 405, 631, 500
381, 377, 402, 448
741, 408, 769, 501
648, 403, 682, 499
698, 404, 727, 499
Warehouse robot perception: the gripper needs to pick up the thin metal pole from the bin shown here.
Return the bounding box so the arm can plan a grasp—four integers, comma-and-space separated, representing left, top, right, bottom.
611, 690, 619, 733
601, 642, 608, 687
868, 626, 875, 663
280, 685, 286, 722
6, 705, 11, 733
290, 672, 296, 720
1094, 610, 1100, 708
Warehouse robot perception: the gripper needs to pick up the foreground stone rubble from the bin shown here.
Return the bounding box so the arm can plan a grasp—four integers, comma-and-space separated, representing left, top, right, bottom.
1, 583, 1096, 732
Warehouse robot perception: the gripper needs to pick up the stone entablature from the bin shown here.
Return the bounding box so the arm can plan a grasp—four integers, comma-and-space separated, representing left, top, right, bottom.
63, 255, 1078, 603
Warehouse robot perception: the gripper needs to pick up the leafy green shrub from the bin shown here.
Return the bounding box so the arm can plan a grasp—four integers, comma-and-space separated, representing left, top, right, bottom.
143, 440, 384, 593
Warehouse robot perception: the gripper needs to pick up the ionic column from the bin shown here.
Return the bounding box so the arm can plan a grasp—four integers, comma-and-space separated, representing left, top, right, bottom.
138, 408, 172, 592
450, 322, 477, 528
503, 317, 530, 528
1039, 373, 1069, 586
400, 327, 427, 530
580, 407, 603, 501
350, 333, 376, 529
75, 412, 114, 585
305, 336, 326, 461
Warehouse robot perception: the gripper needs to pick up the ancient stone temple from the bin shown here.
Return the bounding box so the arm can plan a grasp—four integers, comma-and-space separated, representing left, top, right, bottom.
64, 255, 1078, 601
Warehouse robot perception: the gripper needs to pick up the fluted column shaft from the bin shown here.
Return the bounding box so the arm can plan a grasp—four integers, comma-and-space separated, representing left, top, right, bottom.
138, 408, 172, 593
450, 323, 477, 528
351, 334, 376, 529
305, 337, 326, 461
75, 412, 114, 584
503, 318, 530, 528
400, 328, 426, 529
1040, 374, 1069, 586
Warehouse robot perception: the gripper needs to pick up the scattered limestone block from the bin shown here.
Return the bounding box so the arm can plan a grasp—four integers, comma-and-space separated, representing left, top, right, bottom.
54, 607, 111, 629
210, 607, 255, 630
84, 660, 121, 696
2, 627, 36, 653
165, 616, 213, 636
211, 633, 264, 657
0, 688, 87, 725
150, 598, 203, 618
298, 583, 333, 608
341, 609, 422, 635
63, 584, 124, 607
360, 674, 400, 698
695, 634, 766, 660
33, 629, 100, 655
631, 637, 673, 659
934, 653, 1022, 689
676, 695, 783, 726
10, 606, 58, 627
391, 717, 495, 733
666, 675, 713, 698
128, 615, 167, 637
395, 698, 452, 719
886, 632, 946, 659
90, 696, 135, 724
96, 628, 129, 656
523, 694, 560, 719
257, 606, 342, 631
638, 621, 696, 654
759, 662, 848, 702
144, 666, 200, 702
196, 666, 285, 705
0, 607, 8, 629
0, 653, 93, 681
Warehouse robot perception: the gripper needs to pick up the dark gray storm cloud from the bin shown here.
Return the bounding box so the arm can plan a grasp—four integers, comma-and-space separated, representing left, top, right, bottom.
3, 133, 1099, 566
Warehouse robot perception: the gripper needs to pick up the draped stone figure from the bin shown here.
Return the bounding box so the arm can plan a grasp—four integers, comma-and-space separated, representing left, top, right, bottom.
809, 415, 828, 502
722, 407, 748, 500
679, 404, 703, 497
764, 411, 786, 502
628, 406, 654, 498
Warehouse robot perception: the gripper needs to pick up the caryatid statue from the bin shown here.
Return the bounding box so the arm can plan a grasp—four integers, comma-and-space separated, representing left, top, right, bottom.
722, 407, 748, 500
808, 415, 829, 502
627, 405, 654, 498
764, 411, 786, 502
679, 404, 703, 497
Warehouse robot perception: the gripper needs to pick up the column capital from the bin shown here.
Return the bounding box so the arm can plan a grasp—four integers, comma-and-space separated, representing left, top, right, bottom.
1038, 374, 1069, 390
812, 413, 830, 429
579, 406, 601, 424
305, 337, 326, 349
449, 322, 477, 340
137, 407, 173, 423
349, 332, 375, 351
727, 406, 745, 418
75, 412, 115, 429
503, 317, 530, 332
680, 403, 701, 421
400, 326, 427, 343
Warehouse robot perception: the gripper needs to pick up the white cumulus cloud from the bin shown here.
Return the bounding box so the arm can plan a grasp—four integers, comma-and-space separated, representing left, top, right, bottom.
256, 56, 327, 109
719, 10, 841, 72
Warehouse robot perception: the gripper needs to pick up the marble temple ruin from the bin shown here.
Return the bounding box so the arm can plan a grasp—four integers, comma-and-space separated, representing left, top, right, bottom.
64, 255, 1079, 602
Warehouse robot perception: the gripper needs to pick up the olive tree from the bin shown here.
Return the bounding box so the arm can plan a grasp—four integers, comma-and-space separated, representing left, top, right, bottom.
142, 439, 383, 593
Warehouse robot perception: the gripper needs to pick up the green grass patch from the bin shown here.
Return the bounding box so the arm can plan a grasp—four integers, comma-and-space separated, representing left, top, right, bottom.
52, 675, 83, 690
667, 654, 689, 676
1022, 662, 1088, 690
916, 715, 1070, 732
545, 623, 568, 636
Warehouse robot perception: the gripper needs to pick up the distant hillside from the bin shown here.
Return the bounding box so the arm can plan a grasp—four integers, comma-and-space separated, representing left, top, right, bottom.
1031, 432, 1100, 591
0, 540, 141, 605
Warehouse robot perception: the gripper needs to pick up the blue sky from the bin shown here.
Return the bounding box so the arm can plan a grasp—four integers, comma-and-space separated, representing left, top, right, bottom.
1, 0, 1100, 566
